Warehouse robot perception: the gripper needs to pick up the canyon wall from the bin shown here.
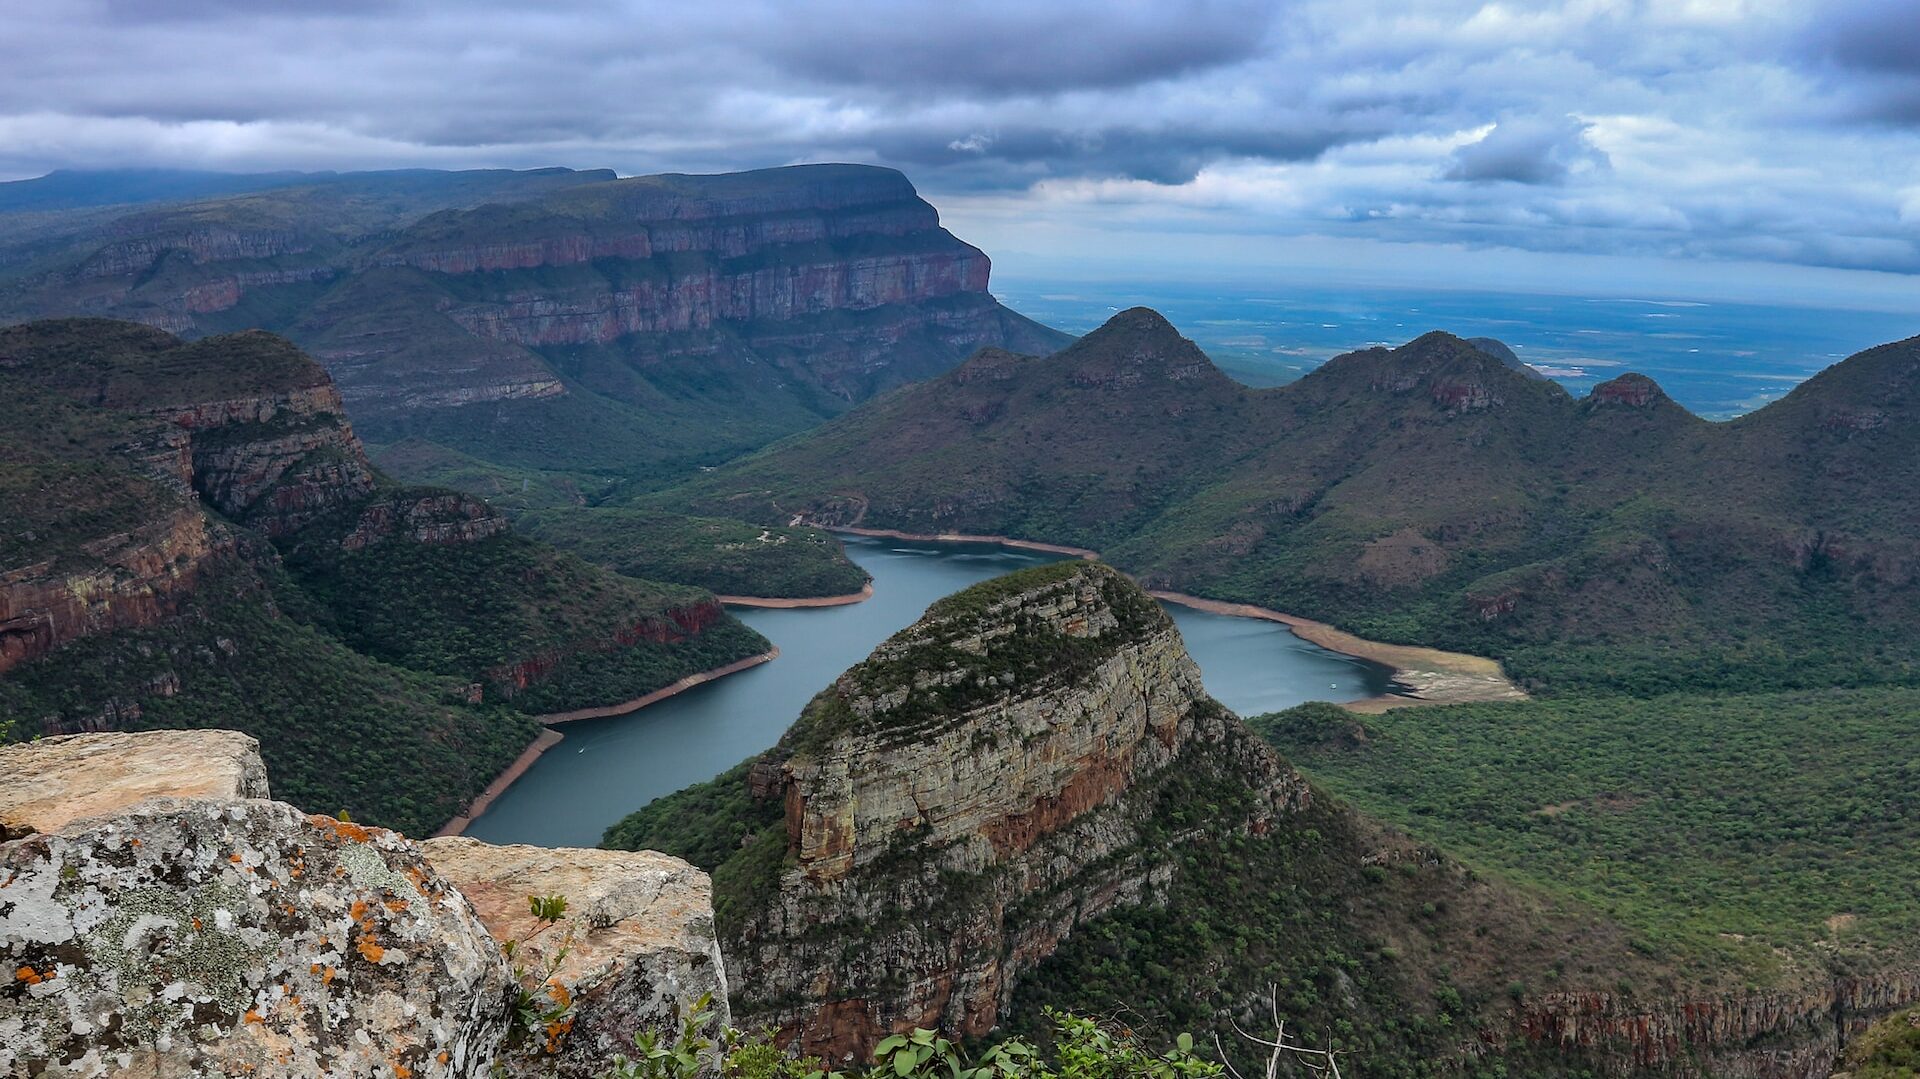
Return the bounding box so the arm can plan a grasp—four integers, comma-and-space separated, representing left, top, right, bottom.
0, 165, 1070, 459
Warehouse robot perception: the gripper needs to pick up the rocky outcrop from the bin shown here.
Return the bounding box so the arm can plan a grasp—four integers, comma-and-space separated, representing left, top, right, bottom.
0, 730, 270, 839
169, 382, 378, 537
1505, 971, 1920, 1078
0, 730, 728, 1079
340, 491, 509, 551
423, 840, 731, 1079
726, 562, 1306, 1058
1, 797, 513, 1079
0, 509, 230, 674
484, 598, 728, 695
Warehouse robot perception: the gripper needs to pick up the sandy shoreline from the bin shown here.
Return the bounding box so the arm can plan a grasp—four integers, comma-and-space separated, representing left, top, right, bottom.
435, 728, 564, 838
825, 523, 1524, 711
717, 582, 873, 608
834, 525, 1100, 560
1148, 591, 1528, 711
433, 647, 780, 836
535, 648, 779, 724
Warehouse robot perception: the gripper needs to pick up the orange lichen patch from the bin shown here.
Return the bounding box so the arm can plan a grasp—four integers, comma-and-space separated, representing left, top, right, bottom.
323, 966, 337, 985
128, 838, 141, 846
383, 898, 409, 914
15, 966, 44, 985
243, 1009, 264, 1025
356, 937, 386, 964
230, 853, 244, 863
545, 981, 572, 1010
403, 864, 431, 895
350, 899, 370, 920
192, 918, 203, 931
437, 1051, 450, 1066
543, 1015, 575, 1053
307, 815, 376, 844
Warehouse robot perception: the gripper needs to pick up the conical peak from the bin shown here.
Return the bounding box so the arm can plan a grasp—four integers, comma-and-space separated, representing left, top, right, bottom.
1587, 372, 1669, 408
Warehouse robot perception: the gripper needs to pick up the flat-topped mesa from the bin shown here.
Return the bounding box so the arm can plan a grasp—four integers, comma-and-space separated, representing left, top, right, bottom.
730, 562, 1306, 1055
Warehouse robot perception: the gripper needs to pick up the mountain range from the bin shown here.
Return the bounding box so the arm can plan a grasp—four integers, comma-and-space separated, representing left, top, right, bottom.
661, 306, 1920, 694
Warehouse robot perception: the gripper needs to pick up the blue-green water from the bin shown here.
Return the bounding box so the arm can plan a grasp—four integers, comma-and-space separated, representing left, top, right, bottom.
996, 277, 1918, 420
465, 536, 1388, 848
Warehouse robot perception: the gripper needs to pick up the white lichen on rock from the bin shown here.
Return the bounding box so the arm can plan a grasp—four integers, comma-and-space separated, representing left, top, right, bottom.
2, 797, 512, 1078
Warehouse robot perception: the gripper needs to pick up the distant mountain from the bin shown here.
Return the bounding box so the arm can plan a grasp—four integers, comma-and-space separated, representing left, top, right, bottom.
663, 307, 1920, 693
1467, 335, 1548, 380
0, 164, 1069, 482
0, 166, 618, 214
0, 318, 768, 835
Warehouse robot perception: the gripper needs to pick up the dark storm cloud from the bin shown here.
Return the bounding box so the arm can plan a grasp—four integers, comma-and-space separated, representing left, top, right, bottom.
3, 1, 1918, 277
760, 1, 1276, 97
1443, 116, 1609, 185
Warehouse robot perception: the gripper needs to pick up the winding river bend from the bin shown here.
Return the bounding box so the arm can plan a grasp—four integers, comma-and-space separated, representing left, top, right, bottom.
465, 536, 1391, 848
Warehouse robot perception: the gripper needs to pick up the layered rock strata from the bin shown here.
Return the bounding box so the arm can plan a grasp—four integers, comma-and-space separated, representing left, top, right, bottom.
725, 562, 1306, 1057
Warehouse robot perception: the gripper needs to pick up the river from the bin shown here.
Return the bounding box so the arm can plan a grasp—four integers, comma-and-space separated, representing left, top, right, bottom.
464, 535, 1391, 847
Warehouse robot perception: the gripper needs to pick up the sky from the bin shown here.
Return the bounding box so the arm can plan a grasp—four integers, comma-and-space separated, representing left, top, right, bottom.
4, 0, 1918, 305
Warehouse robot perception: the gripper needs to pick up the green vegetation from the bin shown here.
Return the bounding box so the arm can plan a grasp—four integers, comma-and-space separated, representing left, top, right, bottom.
595, 1001, 1223, 1079
602, 758, 782, 871
1839, 1006, 1920, 1078
662, 311, 1920, 701
518, 506, 869, 599
0, 318, 774, 836
0, 561, 537, 837
1255, 688, 1920, 974
282, 515, 769, 711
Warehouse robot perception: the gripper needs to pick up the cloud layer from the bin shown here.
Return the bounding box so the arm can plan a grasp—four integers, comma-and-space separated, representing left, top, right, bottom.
5, 1, 1918, 276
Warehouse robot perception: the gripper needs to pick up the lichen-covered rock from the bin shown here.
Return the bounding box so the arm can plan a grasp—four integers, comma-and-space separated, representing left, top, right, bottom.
422, 839, 730, 1078
0, 730, 270, 840
0, 799, 512, 1078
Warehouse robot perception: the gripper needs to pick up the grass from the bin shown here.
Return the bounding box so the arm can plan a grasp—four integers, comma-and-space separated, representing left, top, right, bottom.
516, 506, 870, 599
1256, 687, 1920, 977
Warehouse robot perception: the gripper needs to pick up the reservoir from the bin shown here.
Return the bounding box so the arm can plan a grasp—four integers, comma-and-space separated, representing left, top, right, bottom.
465, 535, 1392, 847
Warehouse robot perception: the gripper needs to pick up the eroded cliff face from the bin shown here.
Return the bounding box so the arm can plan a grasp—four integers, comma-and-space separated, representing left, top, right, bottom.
1500, 972, 1920, 1079
0, 164, 1069, 452
726, 563, 1306, 1058
0, 330, 376, 673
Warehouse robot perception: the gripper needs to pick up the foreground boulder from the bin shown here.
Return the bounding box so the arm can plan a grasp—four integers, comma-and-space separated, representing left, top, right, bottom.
0, 729, 724, 1078
1, 798, 512, 1078
0, 730, 270, 839
423, 839, 731, 1078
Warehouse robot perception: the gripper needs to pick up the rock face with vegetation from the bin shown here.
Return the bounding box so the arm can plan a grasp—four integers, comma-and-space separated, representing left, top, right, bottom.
0, 730, 726, 1079
0, 318, 768, 836
611, 563, 1300, 1055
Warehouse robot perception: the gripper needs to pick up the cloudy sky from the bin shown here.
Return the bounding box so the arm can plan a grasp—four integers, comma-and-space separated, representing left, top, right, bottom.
6, 0, 1918, 302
